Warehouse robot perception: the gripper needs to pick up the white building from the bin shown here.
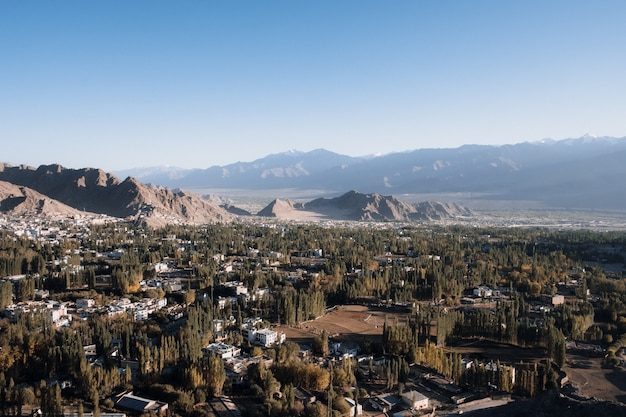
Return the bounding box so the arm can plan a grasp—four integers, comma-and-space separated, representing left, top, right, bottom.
115, 392, 168, 414
46, 302, 72, 327
153, 297, 167, 309
76, 298, 95, 309
344, 398, 362, 416
256, 329, 278, 347
133, 308, 149, 321
401, 390, 429, 410
241, 325, 256, 343
551, 294, 565, 306
473, 286, 493, 298
242, 326, 285, 347
153, 262, 170, 273
203, 343, 241, 359
223, 281, 248, 296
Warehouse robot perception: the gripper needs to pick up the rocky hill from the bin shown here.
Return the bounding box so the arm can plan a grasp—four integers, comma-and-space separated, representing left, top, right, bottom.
0, 163, 231, 227
0, 180, 86, 218
412, 201, 475, 220
257, 198, 304, 218
257, 190, 474, 221
0, 164, 473, 226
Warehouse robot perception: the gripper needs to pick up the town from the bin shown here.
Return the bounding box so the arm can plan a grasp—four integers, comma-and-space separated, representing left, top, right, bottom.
0, 213, 625, 417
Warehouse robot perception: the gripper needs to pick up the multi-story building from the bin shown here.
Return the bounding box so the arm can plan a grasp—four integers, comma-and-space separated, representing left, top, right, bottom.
242, 325, 285, 347
203, 343, 241, 359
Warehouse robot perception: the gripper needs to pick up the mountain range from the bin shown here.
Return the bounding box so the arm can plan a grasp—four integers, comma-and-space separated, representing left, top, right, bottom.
0, 164, 471, 226
256, 191, 473, 222
115, 135, 626, 211
0, 163, 232, 227
2, 135, 625, 226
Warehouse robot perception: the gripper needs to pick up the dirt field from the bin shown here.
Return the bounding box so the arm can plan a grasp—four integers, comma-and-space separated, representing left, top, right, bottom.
562, 353, 626, 404
276, 304, 409, 345
445, 338, 547, 364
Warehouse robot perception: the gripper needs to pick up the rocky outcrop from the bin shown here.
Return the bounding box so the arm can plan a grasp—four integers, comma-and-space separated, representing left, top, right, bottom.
256, 190, 474, 222
0, 164, 231, 227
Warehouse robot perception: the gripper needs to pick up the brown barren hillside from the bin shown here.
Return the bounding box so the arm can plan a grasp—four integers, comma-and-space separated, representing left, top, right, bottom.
0, 180, 87, 217
0, 163, 231, 227
276, 305, 409, 345
257, 190, 474, 221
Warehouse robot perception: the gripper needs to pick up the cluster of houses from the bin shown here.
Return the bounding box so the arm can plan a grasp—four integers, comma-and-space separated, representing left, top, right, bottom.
2, 216, 101, 243
0, 221, 603, 417
461, 285, 569, 310
3, 299, 73, 327
200, 340, 276, 386
2, 295, 168, 327
99, 297, 168, 321
201, 317, 286, 386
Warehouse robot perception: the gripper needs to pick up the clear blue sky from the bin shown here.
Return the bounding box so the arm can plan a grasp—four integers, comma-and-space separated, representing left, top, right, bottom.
2, 1, 625, 171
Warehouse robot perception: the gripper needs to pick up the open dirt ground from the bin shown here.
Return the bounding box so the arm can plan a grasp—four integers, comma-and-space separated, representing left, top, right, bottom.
276, 304, 409, 345
445, 338, 547, 364
562, 353, 626, 404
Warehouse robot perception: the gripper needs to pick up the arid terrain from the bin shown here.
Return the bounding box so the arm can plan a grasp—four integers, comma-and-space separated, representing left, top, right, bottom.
562, 353, 626, 404
276, 304, 410, 345
445, 338, 547, 365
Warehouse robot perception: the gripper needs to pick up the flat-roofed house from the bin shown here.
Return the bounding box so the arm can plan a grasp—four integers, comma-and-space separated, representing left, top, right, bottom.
401, 390, 429, 410
115, 392, 168, 415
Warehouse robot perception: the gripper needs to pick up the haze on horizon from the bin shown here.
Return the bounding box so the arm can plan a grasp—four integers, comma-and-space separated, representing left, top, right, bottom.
2, 1, 626, 172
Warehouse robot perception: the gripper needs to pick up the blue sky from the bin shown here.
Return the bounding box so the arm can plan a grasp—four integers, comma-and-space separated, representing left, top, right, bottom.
2, 1, 626, 171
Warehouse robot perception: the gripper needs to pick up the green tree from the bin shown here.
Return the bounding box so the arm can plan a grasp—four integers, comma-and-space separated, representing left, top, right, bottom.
0, 281, 12, 309
313, 331, 329, 357
16, 386, 35, 416
204, 355, 226, 397
41, 385, 62, 417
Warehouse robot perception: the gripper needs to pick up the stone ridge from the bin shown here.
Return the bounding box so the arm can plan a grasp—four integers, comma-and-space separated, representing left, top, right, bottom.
0, 164, 231, 227
256, 190, 474, 221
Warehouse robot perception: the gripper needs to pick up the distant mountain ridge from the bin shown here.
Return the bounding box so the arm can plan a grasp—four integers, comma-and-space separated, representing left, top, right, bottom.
116, 149, 363, 189
2, 135, 625, 225
114, 136, 626, 210
0, 163, 468, 226
257, 190, 474, 222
